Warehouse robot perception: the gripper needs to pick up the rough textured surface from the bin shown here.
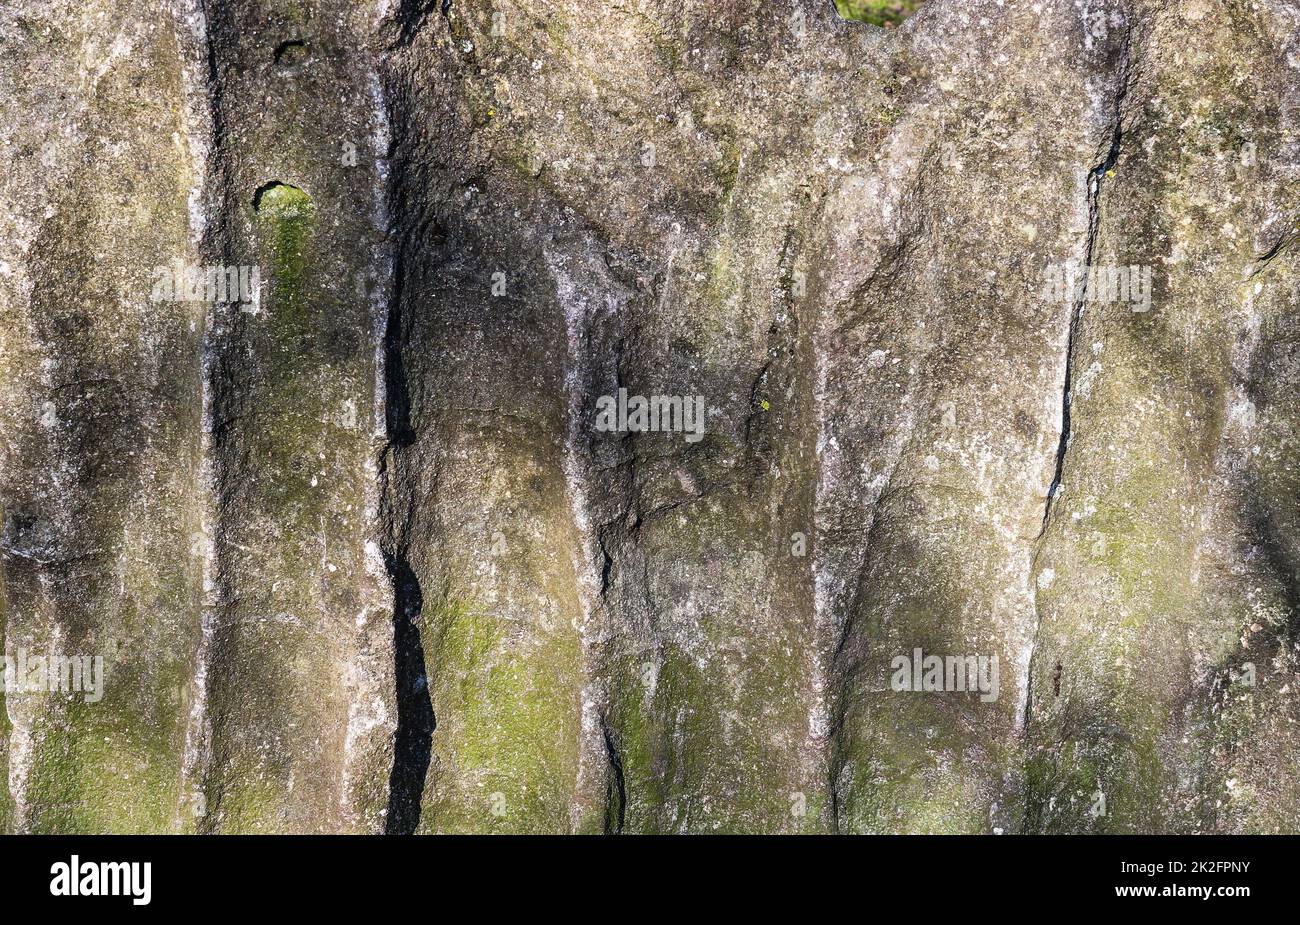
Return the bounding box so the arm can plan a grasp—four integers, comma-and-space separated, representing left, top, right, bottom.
0, 0, 1297, 834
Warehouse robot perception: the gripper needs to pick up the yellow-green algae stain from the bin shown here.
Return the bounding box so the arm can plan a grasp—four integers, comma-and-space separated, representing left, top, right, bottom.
835, 0, 924, 28
419, 595, 582, 834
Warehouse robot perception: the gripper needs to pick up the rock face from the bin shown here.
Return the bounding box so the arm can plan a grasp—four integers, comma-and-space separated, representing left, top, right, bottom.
0, 0, 1296, 834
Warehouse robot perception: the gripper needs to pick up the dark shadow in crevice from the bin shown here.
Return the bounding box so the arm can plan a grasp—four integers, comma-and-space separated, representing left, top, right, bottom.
382, 247, 417, 448
272, 39, 308, 66
391, 0, 443, 47
602, 722, 627, 834
384, 552, 435, 834
251, 180, 308, 213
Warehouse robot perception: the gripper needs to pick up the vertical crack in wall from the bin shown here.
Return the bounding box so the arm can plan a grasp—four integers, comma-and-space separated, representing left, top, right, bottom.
377, 238, 435, 833
377, 261, 436, 834
1040, 136, 1123, 530
1041, 21, 1133, 534
1022, 15, 1134, 824
383, 546, 433, 834
601, 720, 626, 834
376, 44, 434, 832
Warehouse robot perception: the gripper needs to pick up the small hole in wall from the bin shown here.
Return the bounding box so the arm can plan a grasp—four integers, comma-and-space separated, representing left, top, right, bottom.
252, 180, 312, 215
834, 0, 925, 28
273, 39, 309, 66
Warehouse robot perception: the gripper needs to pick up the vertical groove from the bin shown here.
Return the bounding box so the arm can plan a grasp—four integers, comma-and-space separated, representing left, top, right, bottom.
382, 551, 433, 834
173, 0, 219, 834
377, 23, 434, 832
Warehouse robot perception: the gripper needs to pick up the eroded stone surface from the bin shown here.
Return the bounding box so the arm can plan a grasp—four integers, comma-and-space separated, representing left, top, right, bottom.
0, 0, 1296, 833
